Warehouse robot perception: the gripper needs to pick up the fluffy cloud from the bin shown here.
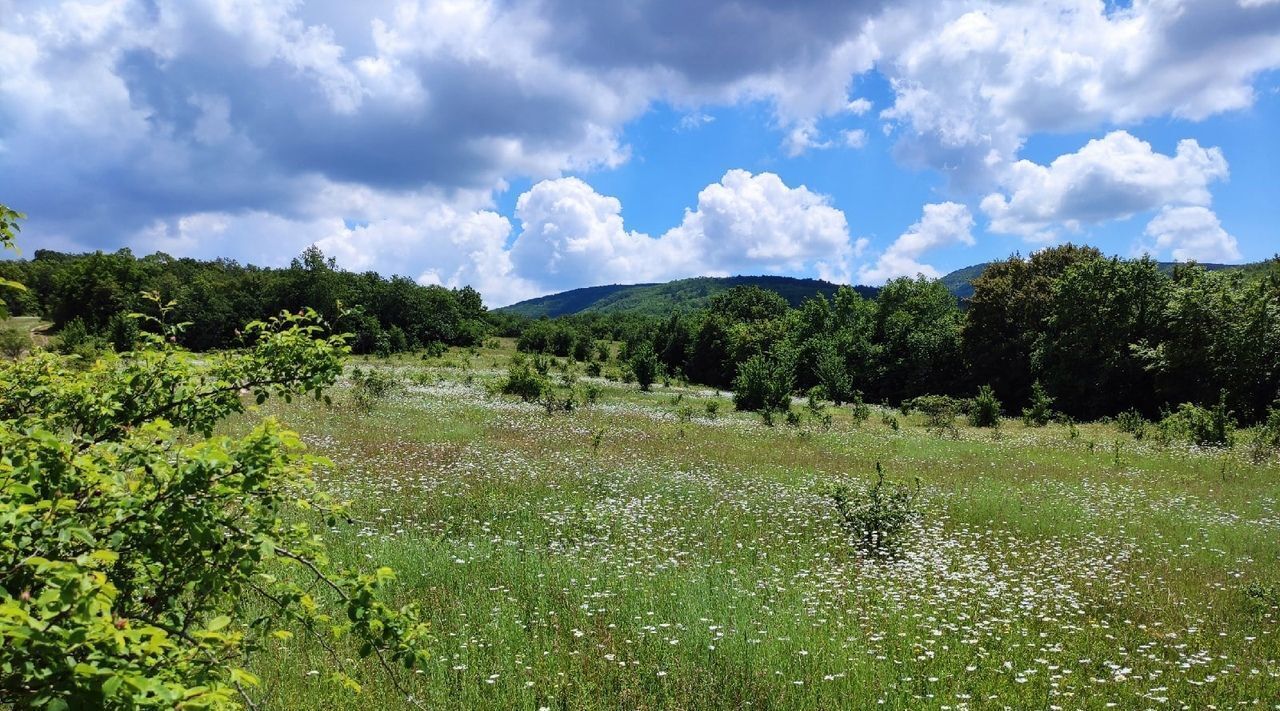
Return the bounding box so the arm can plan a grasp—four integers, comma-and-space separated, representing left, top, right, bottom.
1141, 206, 1242, 262
858, 202, 974, 283
668, 170, 861, 283
0, 0, 888, 252
510, 170, 860, 295
507, 177, 690, 291
981, 131, 1229, 240
876, 0, 1280, 185
119, 170, 862, 306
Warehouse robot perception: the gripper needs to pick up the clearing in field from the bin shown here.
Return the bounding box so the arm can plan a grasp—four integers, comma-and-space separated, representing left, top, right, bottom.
245, 340, 1280, 709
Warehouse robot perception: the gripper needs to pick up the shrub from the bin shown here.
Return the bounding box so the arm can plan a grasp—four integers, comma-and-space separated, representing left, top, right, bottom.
1247, 404, 1280, 463
827, 462, 921, 554
805, 386, 825, 416
0, 308, 429, 708
1022, 380, 1055, 427
532, 353, 553, 376
422, 340, 447, 357
349, 366, 399, 412
849, 391, 871, 425
704, 401, 720, 419
732, 351, 794, 413
106, 313, 140, 352
629, 345, 659, 391
585, 361, 602, 377
1157, 392, 1236, 447
968, 385, 1001, 427
580, 382, 603, 405
882, 412, 900, 431
1116, 408, 1148, 439
904, 395, 961, 436
501, 355, 548, 402
55, 317, 108, 361
0, 326, 30, 359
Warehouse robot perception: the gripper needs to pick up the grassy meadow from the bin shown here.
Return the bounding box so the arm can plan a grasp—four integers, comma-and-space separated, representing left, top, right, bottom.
240, 339, 1279, 709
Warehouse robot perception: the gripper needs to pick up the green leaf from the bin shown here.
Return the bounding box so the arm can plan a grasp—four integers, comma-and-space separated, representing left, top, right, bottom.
205, 615, 231, 632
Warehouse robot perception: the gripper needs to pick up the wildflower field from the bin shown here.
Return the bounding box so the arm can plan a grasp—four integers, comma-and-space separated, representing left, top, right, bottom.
245, 340, 1279, 710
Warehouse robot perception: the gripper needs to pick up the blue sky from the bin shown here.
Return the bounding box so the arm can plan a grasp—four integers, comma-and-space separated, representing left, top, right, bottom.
1, 0, 1278, 305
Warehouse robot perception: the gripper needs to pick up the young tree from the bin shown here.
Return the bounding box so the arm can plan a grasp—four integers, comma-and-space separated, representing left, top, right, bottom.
629, 343, 659, 391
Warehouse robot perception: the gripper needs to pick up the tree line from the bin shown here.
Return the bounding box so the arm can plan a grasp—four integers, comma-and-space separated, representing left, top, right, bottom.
512, 245, 1280, 424
0, 245, 489, 354
4, 240, 1277, 424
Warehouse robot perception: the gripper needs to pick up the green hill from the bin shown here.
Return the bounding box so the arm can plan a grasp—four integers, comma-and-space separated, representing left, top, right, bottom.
498, 276, 877, 318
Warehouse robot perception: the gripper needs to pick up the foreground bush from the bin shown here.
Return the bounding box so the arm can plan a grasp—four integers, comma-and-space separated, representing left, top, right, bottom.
0, 303, 430, 709
827, 463, 921, 554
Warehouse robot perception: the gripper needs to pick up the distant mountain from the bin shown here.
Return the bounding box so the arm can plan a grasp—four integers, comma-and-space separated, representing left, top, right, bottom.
498, 275, 877, 318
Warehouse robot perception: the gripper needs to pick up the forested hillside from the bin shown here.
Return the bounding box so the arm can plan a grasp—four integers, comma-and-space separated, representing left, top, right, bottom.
498, 275, 877, 317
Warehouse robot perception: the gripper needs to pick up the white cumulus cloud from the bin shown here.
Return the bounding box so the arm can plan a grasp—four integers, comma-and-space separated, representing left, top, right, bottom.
875, 0, 1280, 186
1141, 206, 1242, 262
981, 131, 1229, 241
859, 202, 975, 284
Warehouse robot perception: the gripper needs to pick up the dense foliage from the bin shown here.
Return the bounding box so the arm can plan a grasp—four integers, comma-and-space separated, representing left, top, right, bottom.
510, 246, 1280, 424
0, 309, 431, 708
0, 245, 489, 355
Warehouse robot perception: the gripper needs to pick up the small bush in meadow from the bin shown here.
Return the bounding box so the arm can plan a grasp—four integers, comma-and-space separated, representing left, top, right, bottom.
704, 401, 720, 419
1022, 380, 1055, 427
881, 412, 900, 431
849, 391, 871, 425
733, 351, 794, 413
580, 382, 603, 405
1116, 408, 1148, 439
349, 366, 399, 412
827, 462, 921, 554
422, 340, 447, 357
629, 345, 659, 391
501, 355, 548, 402
1247, 404, 1280, 463
1157, 392, 1236, 447
968, 385, 1001, 428
905, 395, 961, 436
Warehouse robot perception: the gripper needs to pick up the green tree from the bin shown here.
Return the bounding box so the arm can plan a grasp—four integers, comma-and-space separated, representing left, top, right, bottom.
963, 244, 1102, 406
1035, 257, 1170, 419
873, 276, 963, 400
629, 343, 659, 391
0, 303, 430, 708
732, 349, 795, 413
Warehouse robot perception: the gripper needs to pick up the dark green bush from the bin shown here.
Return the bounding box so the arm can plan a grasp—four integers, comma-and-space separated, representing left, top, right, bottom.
501, 355, 548, 402
732, 351, 795, 413
1157, 392, 1236, 447
968, 385, 1001, 427
1022, 380, 1055, 427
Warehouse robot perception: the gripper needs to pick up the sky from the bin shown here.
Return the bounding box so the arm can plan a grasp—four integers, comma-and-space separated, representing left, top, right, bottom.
1, 0, 1278, 306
